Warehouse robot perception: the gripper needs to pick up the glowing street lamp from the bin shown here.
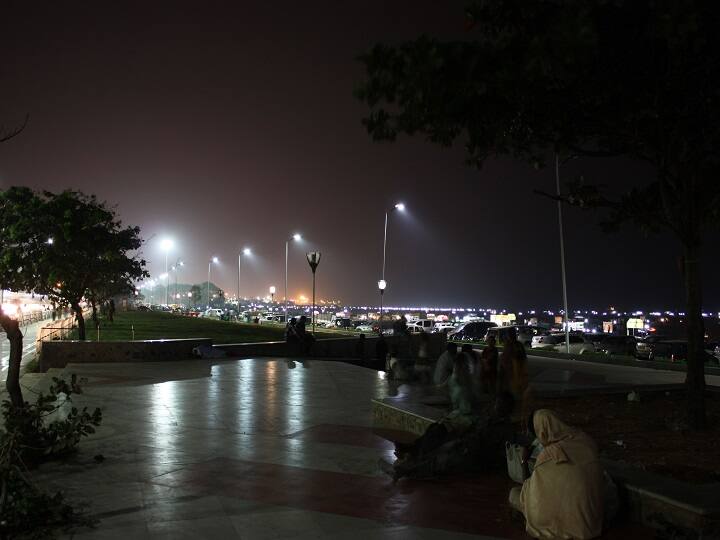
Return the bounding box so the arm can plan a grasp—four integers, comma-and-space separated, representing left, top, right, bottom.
269, 285, 276, 304
171, 259, 184, 305
378, 279, 387, 334
160, 238, 174, 305
378, 202, 406, 333
207, 256, 219, 309
285, 233, 302, 321
237, 247, 252, 311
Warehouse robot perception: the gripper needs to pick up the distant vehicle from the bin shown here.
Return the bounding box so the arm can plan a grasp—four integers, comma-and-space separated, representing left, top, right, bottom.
448, 321, 497, 341
333, 317, 352, 329
433, 322, 457, 334
485, 325, 543, 346
531, 334, 564, 349
137, 305, 150, 312
202, 308, 224, 319
636, 338, 718, 363
596, 335, 637, 356
635, 335, 671, 359
553, 334, 594, 354
355, 324, 374, 333
407, 319, 434, 334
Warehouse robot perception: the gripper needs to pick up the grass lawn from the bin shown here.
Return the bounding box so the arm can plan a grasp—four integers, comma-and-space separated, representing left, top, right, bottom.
83, 310, 348, 344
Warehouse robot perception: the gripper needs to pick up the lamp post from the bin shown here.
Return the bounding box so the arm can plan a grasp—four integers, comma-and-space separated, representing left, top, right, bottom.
207, 256, 219, 309
269, 286, 276, 305
160, 238, 174, 306
378, 279, 387, 334
379, 203, 405, 334
554, 153, 571, 353
285, 233, 302, 323
306, 252, 321, 335
238, 247, 251, 314
172, 259, 184, 305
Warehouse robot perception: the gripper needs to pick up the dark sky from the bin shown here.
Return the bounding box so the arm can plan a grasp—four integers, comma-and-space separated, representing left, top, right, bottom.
1, 1, 718, 311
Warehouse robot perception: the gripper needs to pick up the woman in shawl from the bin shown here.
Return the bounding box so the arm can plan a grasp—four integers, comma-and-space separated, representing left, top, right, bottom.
509, 409, 605, 539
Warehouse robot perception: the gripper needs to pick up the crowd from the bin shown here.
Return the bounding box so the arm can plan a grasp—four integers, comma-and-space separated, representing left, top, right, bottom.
378, 327, 614, 540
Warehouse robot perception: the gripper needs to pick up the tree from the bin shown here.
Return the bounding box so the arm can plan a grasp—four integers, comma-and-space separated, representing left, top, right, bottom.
357, 0, 720, 428
0, 188, 48, 407
190, 285, 202, 308
36, 190, 147, 340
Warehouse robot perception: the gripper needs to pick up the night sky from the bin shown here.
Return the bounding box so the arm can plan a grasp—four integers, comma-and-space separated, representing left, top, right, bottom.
1, 1, 718, 311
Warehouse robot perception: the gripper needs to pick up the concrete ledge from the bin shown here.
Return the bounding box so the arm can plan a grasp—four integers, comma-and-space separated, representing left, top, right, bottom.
39, 338, 213, 371
604, 460, 720, 536
216, 334, 447, 360
371, 397, 444, 437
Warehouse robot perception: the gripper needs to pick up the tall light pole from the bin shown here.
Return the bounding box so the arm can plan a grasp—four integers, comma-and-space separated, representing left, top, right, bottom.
207, 256, 219, 309
379, 203, 405, 333
238, 247, 251, 313
306, 252, 321, 335
269, 286, 276, 305
555, 153, 571, 353
172, 259, 184, 305
160, 238, 174, 305
378, 279, 387, 334
285, 233, 301, 322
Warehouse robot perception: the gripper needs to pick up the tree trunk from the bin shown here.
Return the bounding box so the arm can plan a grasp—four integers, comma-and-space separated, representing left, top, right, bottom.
683, 242, 706, 429
0, 313, 24, 407
73, 303, 86, 341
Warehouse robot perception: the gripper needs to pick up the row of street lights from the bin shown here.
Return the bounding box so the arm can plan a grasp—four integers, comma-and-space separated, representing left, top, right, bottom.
152, 200, 407, 331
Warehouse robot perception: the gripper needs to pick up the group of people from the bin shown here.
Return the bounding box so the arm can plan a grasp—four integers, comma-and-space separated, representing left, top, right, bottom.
379, 329, 611, 539
285, 315, 314, 353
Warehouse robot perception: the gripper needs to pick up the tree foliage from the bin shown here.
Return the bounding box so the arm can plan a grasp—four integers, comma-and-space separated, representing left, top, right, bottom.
357, 0, 720, 427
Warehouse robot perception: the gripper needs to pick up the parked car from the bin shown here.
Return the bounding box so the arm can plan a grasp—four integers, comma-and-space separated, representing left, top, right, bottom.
355, 324, 374, 333
553, 334, 595, 354
202, 308, 224, 319
596, 335, 637, 356
433, 322, 457, 334
531, 334, 563, 349
407, 319, 434, 334
484, 325, 543, 346
448, 321, 497, 341
637, 338, 718, 363
635, 335, 671, 359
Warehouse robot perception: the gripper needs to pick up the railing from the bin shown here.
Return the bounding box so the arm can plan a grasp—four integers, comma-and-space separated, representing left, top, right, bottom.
35, 309, 91, 353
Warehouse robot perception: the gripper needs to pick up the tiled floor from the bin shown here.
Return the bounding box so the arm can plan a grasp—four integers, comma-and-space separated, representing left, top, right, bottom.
27, 357, 663, 539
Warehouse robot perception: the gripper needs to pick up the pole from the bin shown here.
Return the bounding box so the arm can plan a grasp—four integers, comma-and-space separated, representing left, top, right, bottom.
284, 240, 289, 323
207, 262, 211, 310
555, 152, 571, 353
380, 211, 388, 333
164, 252, 169, 305
312, 270, 316, 336
379, 289, 384, 335
238, 253, 241, 314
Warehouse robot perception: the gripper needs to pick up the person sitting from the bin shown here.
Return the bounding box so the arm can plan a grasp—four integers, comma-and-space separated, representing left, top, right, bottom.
434, 342, 457, 385
387, 348, 412, 380
509, 409, 605, 540
381, 391, 520, 481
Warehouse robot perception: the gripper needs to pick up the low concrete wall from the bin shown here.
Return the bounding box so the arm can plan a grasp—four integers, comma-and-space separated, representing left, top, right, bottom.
39, 338, 213, 371
216, 333, 447, 360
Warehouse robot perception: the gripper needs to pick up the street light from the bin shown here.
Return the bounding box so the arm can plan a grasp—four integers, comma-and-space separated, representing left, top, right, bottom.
378, 202, 405, 334
285, 233, 302, 322
238, 247, 252, 312
269, 286, 276, 304
207, 256, 219, 309
160, 238, 174, 305
171, 259, 184, 305
378, 279, 387, 334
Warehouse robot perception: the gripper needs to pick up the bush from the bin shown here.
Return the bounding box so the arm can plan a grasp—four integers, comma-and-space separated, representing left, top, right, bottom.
0, 375, 102, 538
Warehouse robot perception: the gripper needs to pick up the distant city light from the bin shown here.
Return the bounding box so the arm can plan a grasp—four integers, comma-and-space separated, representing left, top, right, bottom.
242, 247, 252, 256
292, 233, 302, 241
211, 256, 219, 264
394, 202, 405, 211
160, 238, 174, 251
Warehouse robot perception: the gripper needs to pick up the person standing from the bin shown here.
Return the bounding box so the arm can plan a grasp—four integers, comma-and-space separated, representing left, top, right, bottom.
479, 336, 499, 394
414, 331, 432, 383
434, 342, 458, 385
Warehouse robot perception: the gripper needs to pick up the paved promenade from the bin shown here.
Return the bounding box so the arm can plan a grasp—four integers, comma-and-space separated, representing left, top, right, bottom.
26, 356, 672, 539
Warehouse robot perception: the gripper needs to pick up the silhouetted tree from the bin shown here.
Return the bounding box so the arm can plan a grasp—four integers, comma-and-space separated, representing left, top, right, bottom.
357, 0, 720, 428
